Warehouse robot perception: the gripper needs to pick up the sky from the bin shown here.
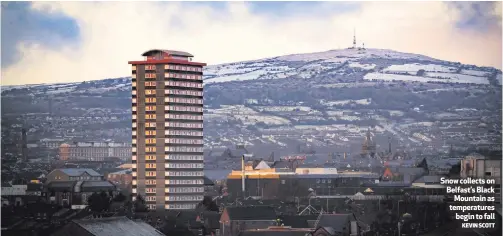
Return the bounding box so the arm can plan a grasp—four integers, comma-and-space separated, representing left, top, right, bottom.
1, 1, 502, 86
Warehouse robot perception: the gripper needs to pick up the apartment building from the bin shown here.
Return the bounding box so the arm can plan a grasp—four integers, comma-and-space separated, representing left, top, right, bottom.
59, 142, 131, 161
129, 49, 205, 210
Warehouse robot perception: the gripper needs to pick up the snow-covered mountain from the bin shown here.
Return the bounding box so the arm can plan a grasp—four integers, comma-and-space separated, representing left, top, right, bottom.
2, 48, 502, 155
203, 48, 501, 85
2, 48, 501, 95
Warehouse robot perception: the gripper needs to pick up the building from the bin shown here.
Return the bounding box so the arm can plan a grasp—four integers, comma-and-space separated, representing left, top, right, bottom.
40, 138, 65, 149
226, 166, 382, 199
129, 49, 206, 210
220, 206, 278, 236
59, 142, 131, 161
107, 169, 132, 189
46, 180, 117, 206
460, 153, 501, 202
460, 153, 501, 183
46, 168, 104, 182
52, 216, 165, 236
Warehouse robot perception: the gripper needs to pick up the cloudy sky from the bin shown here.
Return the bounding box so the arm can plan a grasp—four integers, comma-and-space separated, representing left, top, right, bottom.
1, 1, 501, 86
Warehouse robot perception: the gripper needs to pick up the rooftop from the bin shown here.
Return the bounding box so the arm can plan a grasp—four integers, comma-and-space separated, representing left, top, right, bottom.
59, 168, 103, 177
224, 205, 277, 221
142, 49, 194, 57
72, 216, 165, 236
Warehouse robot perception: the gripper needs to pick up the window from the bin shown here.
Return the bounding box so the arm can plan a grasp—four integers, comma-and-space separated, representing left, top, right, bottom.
166, 138, 203, 145
165, 163, 204, 168
145, 90, 156, 95
146, 179, 157, 185
165, 146, 203, 152
165, 106, 203, 112
146, 155, 156, 160
165, 122, 203, 128
146, 147, 156, 152
148, 205, 157, 210
146, 122, 156, 128
146, 188, 156, 193
145, 196, 156, 201
145, 73, 156, 78
132, 82, 137, 87
166, 130, 203, 136
165, 155, 204, 161
146, 163, 157, 169
146, 138, 156, 144
146, 106, 156, 111
146, 114, 156, 120
145, 97, 156, 103
145, 81, 156, 87
145, 65, 156, 70
165, 89, 203, 96
166, 179, 203, 185
146, 171, 156, 177
165, 81, 203, 88
145, 130, 156, 135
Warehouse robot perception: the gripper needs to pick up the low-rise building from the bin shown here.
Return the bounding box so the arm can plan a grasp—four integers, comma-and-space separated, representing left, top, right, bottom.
46, 168, 104, 182
46, 180, 117, 206
220, 206, 277, 236
59, 142, 131, 162
107, 169, 132, 188
52, 216, 165, 236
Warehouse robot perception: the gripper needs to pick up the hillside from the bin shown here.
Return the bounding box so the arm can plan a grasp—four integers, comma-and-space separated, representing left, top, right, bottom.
1, 48, 502, 160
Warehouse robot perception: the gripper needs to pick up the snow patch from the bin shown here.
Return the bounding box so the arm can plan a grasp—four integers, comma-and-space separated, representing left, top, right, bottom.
383, 64, 456, 73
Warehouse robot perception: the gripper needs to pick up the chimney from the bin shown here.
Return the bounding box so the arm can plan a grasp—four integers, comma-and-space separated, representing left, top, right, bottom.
242, 155, 246, 198
21, 128, 28, 162
388, 137, 392, 154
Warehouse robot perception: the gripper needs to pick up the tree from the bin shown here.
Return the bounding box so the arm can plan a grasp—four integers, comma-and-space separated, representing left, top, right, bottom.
88, 191, 112, 213
134, 195, 148, 212
113, 192, 126, 202
88, 193, 104, 212
196, 196, 219, 212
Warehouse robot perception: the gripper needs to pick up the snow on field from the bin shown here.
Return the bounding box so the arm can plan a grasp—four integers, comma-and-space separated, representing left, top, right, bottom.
204, 65, 256, 76
364, 72, 489, 84
331, 115, 360, 121
290, 116, 326, 121
204, 65, 293, 84
204, 69, 265, 84
348, 62, 376, 70
209, 105, 258, 115
426, 72, 489, 84
278, 48, 436, 62
234, 115, 290, 125
325, 110, 355, 116
460, 69, 491, 77
256, 106, 312, 112
364, 73, 442, 83
383, 64, 456, 73
314, 82, 376, 88
45, 87, 76, 94
322, 98, 371, 106
388, 110, 405, 116
203, 113, 228, 120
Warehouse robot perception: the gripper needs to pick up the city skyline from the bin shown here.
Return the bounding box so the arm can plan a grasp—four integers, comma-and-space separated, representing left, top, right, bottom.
1, 1, 502, 86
